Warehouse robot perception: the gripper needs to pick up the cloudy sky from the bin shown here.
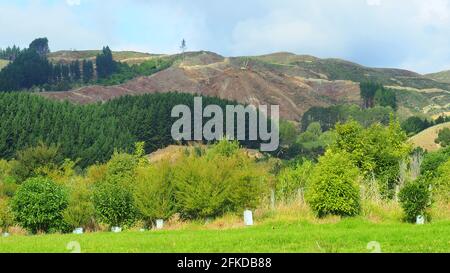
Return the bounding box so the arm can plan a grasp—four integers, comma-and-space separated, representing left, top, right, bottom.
1, 0, 450, 73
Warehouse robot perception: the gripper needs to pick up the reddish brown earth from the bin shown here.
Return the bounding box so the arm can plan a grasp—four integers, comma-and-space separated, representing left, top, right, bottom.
40, 58, 360, 121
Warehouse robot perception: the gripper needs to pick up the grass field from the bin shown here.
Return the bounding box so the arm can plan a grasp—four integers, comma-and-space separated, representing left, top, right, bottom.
1, 218, 449, 253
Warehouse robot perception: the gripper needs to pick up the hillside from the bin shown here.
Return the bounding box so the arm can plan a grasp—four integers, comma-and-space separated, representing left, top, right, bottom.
409, 122, 450, 151
252, 52, 450, 90
41, 51, 361, 121
426, 70, 450, 84
39, 51, 450, 121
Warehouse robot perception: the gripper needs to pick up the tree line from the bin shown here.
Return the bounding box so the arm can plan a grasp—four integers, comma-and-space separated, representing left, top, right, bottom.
0, 92, 263, 168
0, 38, 125, 92
0, 45, 22, 61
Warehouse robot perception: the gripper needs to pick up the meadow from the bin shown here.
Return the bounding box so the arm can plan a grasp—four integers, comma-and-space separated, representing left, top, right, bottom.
1, 217, 449, 253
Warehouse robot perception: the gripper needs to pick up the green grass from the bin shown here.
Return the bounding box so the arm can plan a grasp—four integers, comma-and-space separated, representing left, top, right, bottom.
1, 219, 449, 253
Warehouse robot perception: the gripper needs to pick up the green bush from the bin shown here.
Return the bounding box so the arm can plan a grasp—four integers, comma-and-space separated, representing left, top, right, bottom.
11, 177, 68, 233
93, 181, 137, 228
432, 158, 450, 202
306, 151, 361, 217
399, 179, 432, 223
276, 160, 314, 203
0, 198, 14, 232
174, 148, 266, 220
0, 177, 18, 198
10, 142, 62, 182
421, 147, 450, 177
105, 151, 138, 183
333, 119, 411, 199
435, 128, 450, 147
63, 179, 96, 230
133, 162, 176, 226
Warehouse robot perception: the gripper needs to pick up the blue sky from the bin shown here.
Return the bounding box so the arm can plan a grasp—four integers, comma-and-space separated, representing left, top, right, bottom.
1, 0, 450, 74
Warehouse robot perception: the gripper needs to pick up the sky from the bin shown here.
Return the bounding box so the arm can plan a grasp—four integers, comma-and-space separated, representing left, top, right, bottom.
1, 0, 450, 74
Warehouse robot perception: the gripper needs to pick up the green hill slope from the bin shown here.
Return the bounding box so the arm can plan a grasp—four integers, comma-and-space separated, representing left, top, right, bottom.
426, 70, 450, 84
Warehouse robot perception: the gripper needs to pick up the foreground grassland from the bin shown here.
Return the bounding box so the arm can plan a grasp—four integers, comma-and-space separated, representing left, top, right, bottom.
1, 218, 449, 253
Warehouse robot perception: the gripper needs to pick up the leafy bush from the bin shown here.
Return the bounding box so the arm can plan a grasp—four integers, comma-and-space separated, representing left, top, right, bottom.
421, 147, 450, 177
276, 160, 314, 203
93, 181, 137, 228
63, 179, 96, 230
105, 151, 138, 184
174, 146, 267, 220
10, 142, 62, 182
11, 177, 68, 233
333, 119, 411, 199
0, 198, 13, 232
133, 162, 176, 226
432, 158, 450, 202
401, 116, 431, 136
398, 179, 432, 223
306, 151, 361, 217
435, 128, 450, 147
0, 177, 18, 198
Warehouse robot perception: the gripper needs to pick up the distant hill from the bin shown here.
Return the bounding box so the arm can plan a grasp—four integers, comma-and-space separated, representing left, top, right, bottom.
251, 52, 450, 90
39, 51, 450, 121
409, 122, 450, 152
426, 70, 450, 84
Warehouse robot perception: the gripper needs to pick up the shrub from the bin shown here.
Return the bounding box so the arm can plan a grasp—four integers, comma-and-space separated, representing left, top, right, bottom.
276, 160, 314, 203
105, 151, 138, 184
0, 198, 14, 232
306, 151, 361, 217
398, 178, 432, 223
133, 162, 176, 226
0, 177, 18, 198
174, 149, 267, 220
11, 177, 68, 233
63, 179, 96, 230
93, 181, 137, 228
10, 142, 62, 182
333, 119, 411, 199
435, 128, 450, 147
421, 147, 450, 177
432, 158, 450, 202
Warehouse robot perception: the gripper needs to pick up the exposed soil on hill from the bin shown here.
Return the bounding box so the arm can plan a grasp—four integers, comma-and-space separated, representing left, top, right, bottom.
40, 52, 360, 121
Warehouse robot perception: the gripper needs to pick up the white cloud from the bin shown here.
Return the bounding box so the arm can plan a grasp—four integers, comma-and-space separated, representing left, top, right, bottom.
66, 0, 81, 7
2, 0, 450, 73
367, 0, 381, 6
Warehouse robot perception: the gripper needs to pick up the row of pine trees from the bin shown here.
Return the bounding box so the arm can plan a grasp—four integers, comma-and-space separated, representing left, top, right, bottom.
0, 38, 117, 92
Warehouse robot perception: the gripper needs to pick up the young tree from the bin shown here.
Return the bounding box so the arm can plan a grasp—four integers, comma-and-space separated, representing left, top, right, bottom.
306, 150, 361, 217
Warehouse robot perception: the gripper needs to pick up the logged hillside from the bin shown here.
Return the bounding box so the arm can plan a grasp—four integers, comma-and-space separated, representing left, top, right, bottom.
409, 122, 450, 151
39, 51, 450, 121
